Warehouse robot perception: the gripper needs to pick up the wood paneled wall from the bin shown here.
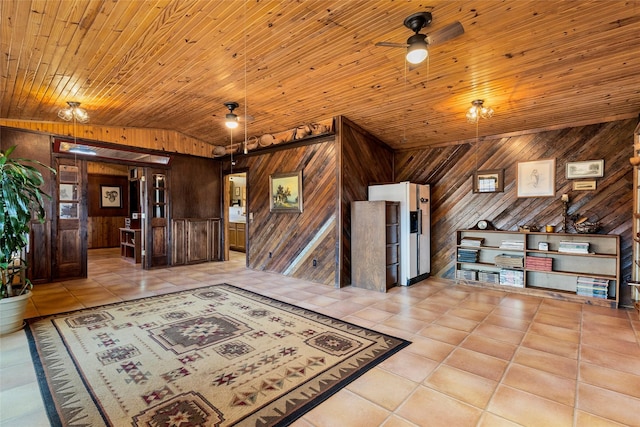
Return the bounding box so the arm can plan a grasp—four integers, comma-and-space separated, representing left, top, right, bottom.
0, 120, 216, 158
339, 117, 394, 286
226, 137, 338, 285
170, 155, 222, 219
395, 118, 636, 307
0, 128, 54, 284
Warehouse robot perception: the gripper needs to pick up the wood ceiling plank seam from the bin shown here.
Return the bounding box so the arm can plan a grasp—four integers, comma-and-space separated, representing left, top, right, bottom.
15, 0, 64, 116
40, 1, 97, 104
79, 2, 200, 114
81, 0, 215, 112
58, 0, 147, 104
1, 0, 36, 118
0, 0, 21, 117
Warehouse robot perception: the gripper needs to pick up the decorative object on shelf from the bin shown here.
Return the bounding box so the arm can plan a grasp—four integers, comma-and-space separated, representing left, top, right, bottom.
545, 225, 556, 233
561, 193, 570, 232
566, 159, 604, 179
473, 169, 504, 193
573, 216, 601, 234
269, 171, 303, 213
538, 242, 549, 251
516, 158, 556, 198
630, 156, 640, 166
472, 219, 495, 230
518, 225, 539, 233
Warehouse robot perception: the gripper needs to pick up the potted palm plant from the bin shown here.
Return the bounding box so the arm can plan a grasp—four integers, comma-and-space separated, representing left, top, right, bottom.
0, 145, 54, 334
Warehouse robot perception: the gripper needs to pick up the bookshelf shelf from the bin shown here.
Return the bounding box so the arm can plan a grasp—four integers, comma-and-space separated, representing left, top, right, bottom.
455, 229, 620, 308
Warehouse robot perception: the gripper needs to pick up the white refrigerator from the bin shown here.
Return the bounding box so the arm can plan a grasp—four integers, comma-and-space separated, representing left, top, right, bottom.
368, 182, 431, 286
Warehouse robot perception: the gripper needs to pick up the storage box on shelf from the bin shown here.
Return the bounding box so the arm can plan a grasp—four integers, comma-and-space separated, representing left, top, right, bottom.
455, 229, 620, 308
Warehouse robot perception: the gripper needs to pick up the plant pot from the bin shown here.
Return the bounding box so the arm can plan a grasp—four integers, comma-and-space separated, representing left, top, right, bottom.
0, 291, 31, 335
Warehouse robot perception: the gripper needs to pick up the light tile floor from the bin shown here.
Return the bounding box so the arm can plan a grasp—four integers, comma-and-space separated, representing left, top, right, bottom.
1, 249, 639, 427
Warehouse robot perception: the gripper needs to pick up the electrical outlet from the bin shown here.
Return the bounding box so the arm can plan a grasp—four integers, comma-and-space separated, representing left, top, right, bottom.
313, 259, 317, 267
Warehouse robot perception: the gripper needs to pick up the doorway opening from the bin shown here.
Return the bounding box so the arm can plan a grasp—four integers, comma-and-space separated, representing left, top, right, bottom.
226, 172, 248, 262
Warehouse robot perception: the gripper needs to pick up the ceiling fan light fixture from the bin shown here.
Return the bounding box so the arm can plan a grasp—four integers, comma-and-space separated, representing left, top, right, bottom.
406, 33, 428, 64
224, 101, 240, 129
58, 101, 89, 123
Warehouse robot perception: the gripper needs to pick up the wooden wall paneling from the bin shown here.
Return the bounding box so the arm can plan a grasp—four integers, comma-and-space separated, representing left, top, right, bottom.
0, 120, 216, 159
339, 117, 394, 286
172, 219, 186, 265
170, 155, 221, 219
395, 118, 637, 307
227, 139, 339, 286
0, 129, 55, 284
187, 219, 210, 263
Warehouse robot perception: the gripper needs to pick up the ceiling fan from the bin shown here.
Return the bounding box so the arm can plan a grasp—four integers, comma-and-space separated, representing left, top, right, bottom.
221, 101, 254, 129
376, 11, 464, 64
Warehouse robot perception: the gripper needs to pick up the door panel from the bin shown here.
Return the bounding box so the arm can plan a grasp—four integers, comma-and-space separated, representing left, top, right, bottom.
53, 160, 87, 279
145, 170, 169, 268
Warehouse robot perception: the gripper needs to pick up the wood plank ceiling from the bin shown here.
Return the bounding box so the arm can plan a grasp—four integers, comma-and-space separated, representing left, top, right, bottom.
1, 0, 639, 155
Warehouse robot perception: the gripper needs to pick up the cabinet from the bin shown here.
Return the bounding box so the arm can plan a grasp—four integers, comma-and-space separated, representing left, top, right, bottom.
119, 228, 141, 263
172, 218, 222, 265
455, 230, 620, 308
229, 222, 246, 252
351, 201, 400, 292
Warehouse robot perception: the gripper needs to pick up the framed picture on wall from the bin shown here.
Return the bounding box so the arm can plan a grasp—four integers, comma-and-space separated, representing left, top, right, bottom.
100, 185, 122, 208
269, 171, 303, 213
473, 169, 504, 193
516, 158, 556, 198
566, 159, 604, 179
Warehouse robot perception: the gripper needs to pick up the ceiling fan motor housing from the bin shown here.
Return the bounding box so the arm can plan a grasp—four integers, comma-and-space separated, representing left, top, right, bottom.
403, 11, 432, 33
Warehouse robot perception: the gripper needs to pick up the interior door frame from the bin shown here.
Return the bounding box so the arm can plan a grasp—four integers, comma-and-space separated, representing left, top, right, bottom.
223, 169, 249, 264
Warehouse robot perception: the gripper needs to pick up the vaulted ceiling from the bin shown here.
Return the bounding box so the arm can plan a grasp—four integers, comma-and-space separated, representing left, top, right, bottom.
2, 0, 639, 155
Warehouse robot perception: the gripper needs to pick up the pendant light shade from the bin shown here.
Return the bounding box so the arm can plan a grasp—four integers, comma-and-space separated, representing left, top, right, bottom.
224, 102, 239, 129
58, 101, 89, 123
406, 33, 428, 64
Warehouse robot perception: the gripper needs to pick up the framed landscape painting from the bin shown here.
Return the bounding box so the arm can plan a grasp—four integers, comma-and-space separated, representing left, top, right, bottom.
269, 171, 303, 213
566, 160, 604, 179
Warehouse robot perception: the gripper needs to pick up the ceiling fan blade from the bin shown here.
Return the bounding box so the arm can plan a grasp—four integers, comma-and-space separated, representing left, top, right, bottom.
375, 41, 408, 48
426, 21, 464, 46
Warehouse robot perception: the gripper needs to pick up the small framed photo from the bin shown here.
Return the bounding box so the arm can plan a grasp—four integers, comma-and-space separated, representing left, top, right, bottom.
59, 202, 78, 219
269, 171, 303, 213
100, 185, 122, 208
473, 169, 504, 193
573, 180, 597, 191
517, 158, 556, 198
566, 160, 604, 179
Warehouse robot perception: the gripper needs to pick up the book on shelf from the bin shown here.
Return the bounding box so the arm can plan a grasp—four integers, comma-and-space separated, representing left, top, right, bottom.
525, 256, 553, 271
461, 237, 484, 247
499, 240, 525, 250
576, 276, 610, 299
499, 268, 525, 287
495, 253, 524, 268
478, 271, 500, 284
456, 269, 478, 280
558, 241, 590, 254
457, 249, 479, 262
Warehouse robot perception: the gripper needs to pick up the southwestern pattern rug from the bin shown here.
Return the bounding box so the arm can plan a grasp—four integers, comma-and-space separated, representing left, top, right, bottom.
26, 284, 410, 426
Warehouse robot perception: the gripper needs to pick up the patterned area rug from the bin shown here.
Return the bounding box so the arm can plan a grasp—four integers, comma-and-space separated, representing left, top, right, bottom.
27, 284, 410, 426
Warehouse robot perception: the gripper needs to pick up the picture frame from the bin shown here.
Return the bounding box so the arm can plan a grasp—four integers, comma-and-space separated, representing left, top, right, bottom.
59, 202, 78, 219
100, 185, 122, 208
59, 183, 77, 201
516, 158, 556, 198
566, 159, 604, 179
473, 169, 504, 193
573, 180, 597, 191
269, 171, 303, 213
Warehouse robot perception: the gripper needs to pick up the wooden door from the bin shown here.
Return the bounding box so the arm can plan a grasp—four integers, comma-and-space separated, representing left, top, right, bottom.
144, 169, 169, 268
53, 159, 87, 279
